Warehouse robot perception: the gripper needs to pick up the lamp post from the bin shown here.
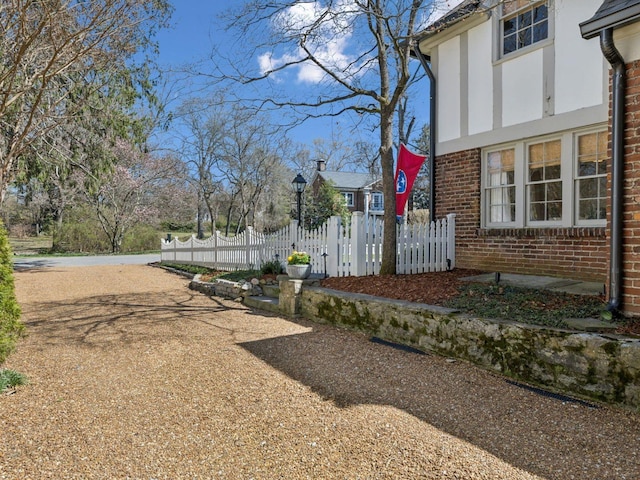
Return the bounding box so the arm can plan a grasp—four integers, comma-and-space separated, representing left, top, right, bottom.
292, 173, 307, 223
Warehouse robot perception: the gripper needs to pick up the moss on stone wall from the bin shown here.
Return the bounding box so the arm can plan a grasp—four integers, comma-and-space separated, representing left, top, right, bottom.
301, 286, 640, 410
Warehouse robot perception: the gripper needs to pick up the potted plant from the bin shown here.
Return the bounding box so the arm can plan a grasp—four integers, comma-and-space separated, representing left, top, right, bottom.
286, 251, 312, 279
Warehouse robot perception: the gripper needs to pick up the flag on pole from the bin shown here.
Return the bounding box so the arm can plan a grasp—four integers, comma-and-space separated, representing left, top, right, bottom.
395, 144, 427, 219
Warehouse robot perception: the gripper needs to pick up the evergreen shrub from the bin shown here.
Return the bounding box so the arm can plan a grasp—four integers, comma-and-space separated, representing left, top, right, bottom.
0, 220, 24, 364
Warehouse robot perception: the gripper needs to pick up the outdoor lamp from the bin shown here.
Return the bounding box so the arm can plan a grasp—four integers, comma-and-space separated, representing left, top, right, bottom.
293, 173, 307, 223
292, 173, 307, 193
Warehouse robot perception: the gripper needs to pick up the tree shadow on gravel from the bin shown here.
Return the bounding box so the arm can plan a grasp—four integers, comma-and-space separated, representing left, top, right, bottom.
239, 318, 640, 480
20, 291, 250, 348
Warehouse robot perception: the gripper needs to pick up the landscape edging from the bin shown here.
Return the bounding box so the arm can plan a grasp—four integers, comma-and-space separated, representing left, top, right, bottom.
299, 286, 640, 410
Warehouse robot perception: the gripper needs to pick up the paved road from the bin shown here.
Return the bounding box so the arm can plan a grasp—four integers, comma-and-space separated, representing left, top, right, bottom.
12, 253, 160, 270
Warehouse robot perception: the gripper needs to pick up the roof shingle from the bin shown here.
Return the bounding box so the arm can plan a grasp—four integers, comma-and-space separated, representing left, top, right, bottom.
580, 0, 640, 39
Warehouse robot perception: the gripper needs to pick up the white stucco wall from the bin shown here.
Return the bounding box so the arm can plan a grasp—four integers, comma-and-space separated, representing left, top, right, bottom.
555, 0, 605, 114
467, 21, 493, 135
615, 23, 640, 63
502, 50, 544, 127
425, 1, 610, 154
437, 36, 461, 142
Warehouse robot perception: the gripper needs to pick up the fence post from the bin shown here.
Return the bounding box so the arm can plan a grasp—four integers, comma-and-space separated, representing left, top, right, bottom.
290, 219, 299, 252
446, 213, 456, 269
213, 231, 219, 269
350, 212, 365, 276
245, 226, 253, 270
326, 216, 340, 277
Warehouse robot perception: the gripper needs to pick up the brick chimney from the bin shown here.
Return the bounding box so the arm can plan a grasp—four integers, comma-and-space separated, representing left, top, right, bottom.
316, 159, 326, 171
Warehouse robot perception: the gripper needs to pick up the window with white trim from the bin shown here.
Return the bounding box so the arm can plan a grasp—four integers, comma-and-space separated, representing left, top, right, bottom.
500, 0, 549, 57
342, 192, 354, 207
576, 131, 607, 222
527, 139, 562, 222
486, 149, 516, 224
482, 128, 607, 228
371, 192, 384, 211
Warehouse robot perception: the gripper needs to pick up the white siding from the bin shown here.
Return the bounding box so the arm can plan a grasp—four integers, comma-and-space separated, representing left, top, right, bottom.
555, 0, 604, 114
468, 21, 493, 135
437, 36, 461, 142
502, 50, 544, 126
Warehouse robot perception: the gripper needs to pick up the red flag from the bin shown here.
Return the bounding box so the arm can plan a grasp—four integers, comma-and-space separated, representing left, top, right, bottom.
395, 144, 427, 218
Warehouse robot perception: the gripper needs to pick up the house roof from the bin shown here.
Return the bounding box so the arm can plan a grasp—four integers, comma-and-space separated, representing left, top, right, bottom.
316, 171, 379, 190
580, 0, 640, 39
414, 0, 483, 44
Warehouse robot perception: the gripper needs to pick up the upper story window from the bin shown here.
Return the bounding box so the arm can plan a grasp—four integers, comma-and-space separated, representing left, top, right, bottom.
501, 0, 548, 56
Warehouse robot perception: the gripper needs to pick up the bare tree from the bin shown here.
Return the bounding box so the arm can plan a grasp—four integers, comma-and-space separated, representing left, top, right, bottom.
0, 0, 172, 202
213, 0, 436, 274
176, 96, 227, 237
218, 109, 288, 233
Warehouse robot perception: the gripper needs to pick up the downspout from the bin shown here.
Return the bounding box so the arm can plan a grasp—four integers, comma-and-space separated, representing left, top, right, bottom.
601, 28, 625, 314
414, 47, 437, 221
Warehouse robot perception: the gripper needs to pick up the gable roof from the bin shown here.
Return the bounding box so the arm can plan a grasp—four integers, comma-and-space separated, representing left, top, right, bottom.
316, 171, 379, 190
414, 0, 487, 54
423, 0, 483, 35
580, 0, 640, 39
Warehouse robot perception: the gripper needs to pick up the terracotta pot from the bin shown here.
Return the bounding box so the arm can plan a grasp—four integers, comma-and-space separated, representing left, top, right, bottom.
286, 264, 311, 279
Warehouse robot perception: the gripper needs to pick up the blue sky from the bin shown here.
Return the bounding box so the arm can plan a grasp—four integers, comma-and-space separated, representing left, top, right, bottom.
153, 1, 444, 149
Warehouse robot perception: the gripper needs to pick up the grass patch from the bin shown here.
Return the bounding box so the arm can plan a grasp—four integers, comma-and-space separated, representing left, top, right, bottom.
444, 283, 606, 328
217, 270, 261, 282
9, 236, 53, 255
0, 369, 27, 391
161, 263, 216, 275
160, 263, 261, 283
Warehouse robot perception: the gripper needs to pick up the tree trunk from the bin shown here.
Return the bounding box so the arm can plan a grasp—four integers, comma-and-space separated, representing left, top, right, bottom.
379, 108, 397, 275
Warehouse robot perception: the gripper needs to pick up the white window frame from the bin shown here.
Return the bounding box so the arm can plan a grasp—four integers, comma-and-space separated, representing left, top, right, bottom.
342, 192, 354, 207
574, 129, 608, 226
525, 136, 564, 227
370, 191, 384, 211
481, 127, 607, 229
483, 147, 518, 228
496, 0, 553, 61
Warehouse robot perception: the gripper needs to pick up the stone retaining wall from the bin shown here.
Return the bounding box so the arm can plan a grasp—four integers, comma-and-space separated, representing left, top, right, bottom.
189, 276, 255, 300
299, 286, 640, 410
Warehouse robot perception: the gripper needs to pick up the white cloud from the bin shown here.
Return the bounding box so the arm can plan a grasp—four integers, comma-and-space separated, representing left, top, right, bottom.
261, 0, 365, 85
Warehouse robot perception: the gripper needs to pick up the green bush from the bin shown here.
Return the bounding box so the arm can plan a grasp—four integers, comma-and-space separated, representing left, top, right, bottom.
53, 218, 111, 253
160, 220, 196, 232
121, 224, 161, 253
0, 221, 24, 365
261, 259, 283, 275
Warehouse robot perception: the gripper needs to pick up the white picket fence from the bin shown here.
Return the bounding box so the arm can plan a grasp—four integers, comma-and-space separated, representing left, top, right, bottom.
160, 212, 456, 277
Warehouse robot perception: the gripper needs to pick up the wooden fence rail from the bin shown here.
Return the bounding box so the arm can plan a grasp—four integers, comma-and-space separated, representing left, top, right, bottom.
160, 212, 456, 277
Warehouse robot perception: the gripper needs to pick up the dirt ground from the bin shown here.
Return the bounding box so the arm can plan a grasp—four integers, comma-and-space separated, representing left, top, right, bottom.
2, 264, 640, 479
320, 269, 482, 305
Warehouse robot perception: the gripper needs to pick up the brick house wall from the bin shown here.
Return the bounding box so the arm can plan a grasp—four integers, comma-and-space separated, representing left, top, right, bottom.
434, 149, 609, 284
621, 58, 640, 316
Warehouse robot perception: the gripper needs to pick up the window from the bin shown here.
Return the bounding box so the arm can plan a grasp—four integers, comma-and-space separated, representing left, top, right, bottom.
501, 0, 548, 56
486, 149, 516, 224
527, 139, 562, 222
371, 192, 384, 211
343, 192, 354, 207
576, 131, 607, 222
482, 128, 607, 228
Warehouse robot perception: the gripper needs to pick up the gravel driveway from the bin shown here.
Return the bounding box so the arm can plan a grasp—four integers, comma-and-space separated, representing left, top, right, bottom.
1, 264, 639, 479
